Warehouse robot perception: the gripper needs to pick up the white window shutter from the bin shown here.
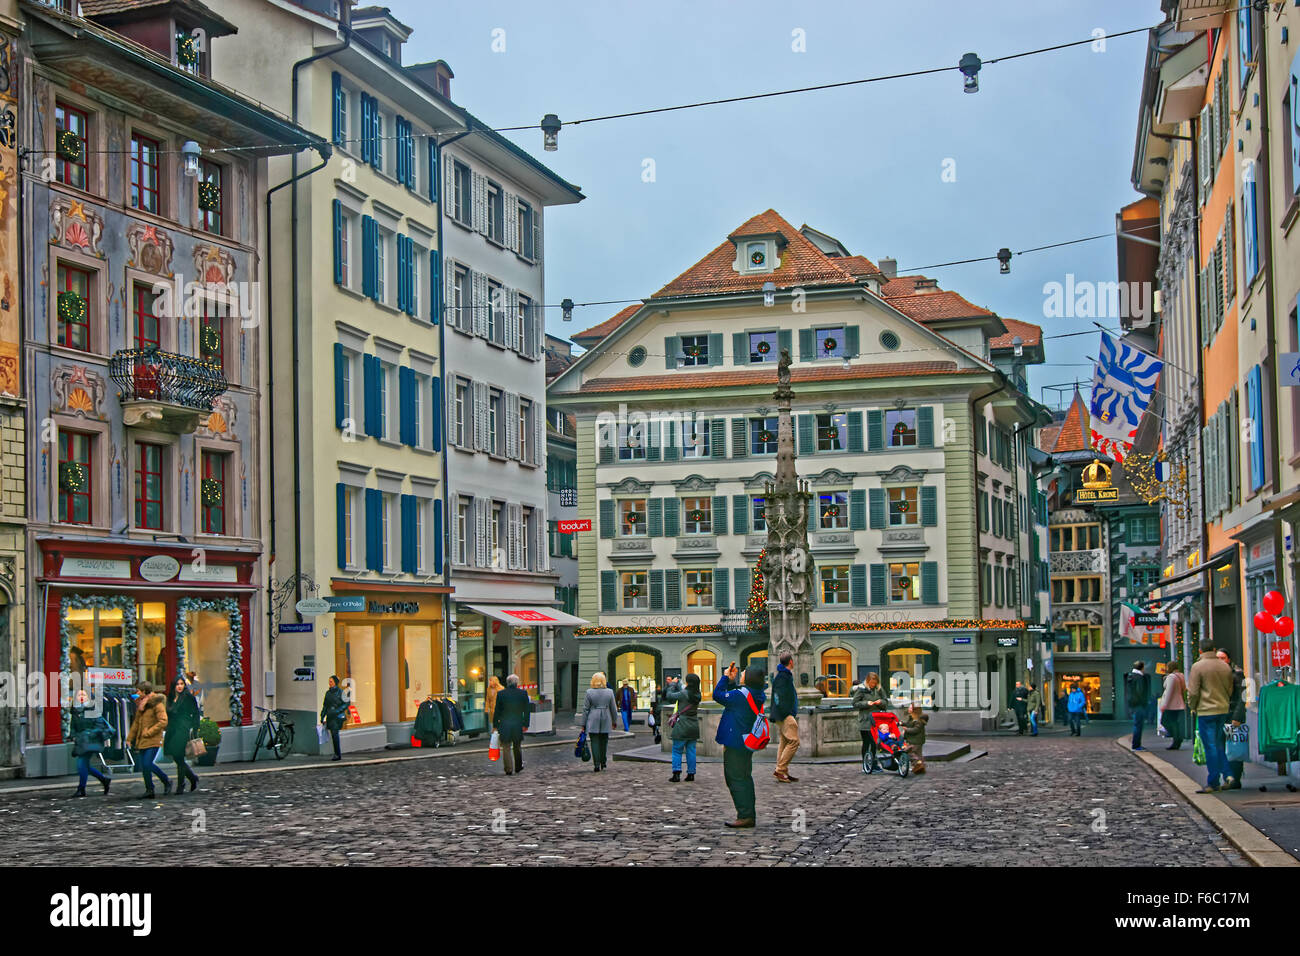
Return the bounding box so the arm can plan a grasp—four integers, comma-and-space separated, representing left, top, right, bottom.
534, 406, 544, 466
444, 258, 456, 328
446, 378, 458, 446
472, 171, 487, 233
475, 496, 489, 567
504, 192, 518, 251
493, 291, 507, 347
506, 392, 520, 459
473, 381, 488, 451
533, 212, 543, 267
450, 493, 463, 563
444, 153, 456, 214
534, 506, 547, 571
532, 307, 544, 359
472, 271, 488, 337
506, 288, 520, 351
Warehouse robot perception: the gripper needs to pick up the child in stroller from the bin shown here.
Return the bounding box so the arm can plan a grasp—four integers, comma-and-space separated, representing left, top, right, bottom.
863, 711, 912, 777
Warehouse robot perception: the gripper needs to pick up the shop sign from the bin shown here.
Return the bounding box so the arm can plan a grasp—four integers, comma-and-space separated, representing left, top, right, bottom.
139, 555, 181, 582
557, 519, 591, 534
279, 622, 313, 633
1280, 353, 1300, 386
559, 488, 577, 507
996, 637, 1019, 647
1134, 612, 1168, 626
295, 598, 330, 616
88, 667, 134, 685
501, 609, 560, 622
1272, 642, 1293, 669
178, 564, 238, 584
60, 557, 131, 579
326, 595, 366, 613
1073, 487, 1118, 502
951, 637, 972, 644
368, 600, 420, 615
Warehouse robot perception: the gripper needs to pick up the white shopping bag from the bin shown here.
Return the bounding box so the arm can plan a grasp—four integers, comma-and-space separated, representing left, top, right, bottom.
317, 723, 328, 745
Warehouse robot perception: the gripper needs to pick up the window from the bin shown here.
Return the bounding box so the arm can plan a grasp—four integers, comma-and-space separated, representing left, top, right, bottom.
55, 102, 89, 190
744, 240, 769, 272
886, 408, 917, 447
888, 486, 918, 526
750, 416, 779, 455
680, 334, 709, 367
682, 418, 710, 458
342, 486, 359, 567
453, 379, 469, 446
751, 496, 767, 532
1051, 576, 1103, 604
412, 374, 425, 448
381, 493, 397, 570
338, 212, 352, 288
518, 200, 535, 258
820, 565, 849, 605
620, 498, 647, 537
197, 159, 224, 234
133, 284, 160, 350
1129, 516, 1160, 545
684, 569, 713, 608
821, 648, 850, 697
816, 413, 846, 452
58, 431, 93, 525
749, 330, 778, 363
453, 162, 471, 225
488, 389, 503, 455
618, 419, 646, 461
815, 326, 846, 359
201, 451, 227, 535
622, 571, 648, 610
683, 497, 712, 535
375, 230, 388, 303
56, 263, 92, 351
1050, 523, 1101, 551
134, 442, 164, 530
452, 265, 469, 328
486, 181, 504, 242
890, 563, 921, 604
409, 248, 422, 318
818, 491, 848, 530
518, 399, 531, 461
485, 279, 502, 341
1130, 567, 1160, 596
1061, 624, 1104, 654
414, 499, 427, 573
455, 496, 470, 565
516, 294, 530, 349
130, 132, 161, 214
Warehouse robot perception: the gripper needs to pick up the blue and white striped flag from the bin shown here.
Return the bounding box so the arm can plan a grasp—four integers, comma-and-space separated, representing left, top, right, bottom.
1089, 332, 1162, 463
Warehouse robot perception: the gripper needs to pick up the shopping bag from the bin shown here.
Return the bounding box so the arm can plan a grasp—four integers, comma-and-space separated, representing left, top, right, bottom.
1226, 724, 1249, 763
1156, 708, 1169, 737
185, 735, 206, 759
488, 730, 501, 761
317, 723, 328, 746
1193, 730, 1206, 766
575, 731, 591, 762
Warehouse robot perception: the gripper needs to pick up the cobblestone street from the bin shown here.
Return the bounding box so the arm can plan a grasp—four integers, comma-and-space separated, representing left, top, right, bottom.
0, 730, 1246, 866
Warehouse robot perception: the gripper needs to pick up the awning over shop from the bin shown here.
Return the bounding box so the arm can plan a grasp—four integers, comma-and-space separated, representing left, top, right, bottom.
465, 604, 589, 627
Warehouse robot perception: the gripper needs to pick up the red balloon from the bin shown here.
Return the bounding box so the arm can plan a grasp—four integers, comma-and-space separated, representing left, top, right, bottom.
1255, 611, 1276, 634
1276, 616, 1295, 639
1264, 590, 1286, 616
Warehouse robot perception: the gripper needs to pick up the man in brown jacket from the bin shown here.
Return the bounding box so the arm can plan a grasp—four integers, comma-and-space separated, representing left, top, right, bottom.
126, 681, 171, 797
1187, 638, 1234, 793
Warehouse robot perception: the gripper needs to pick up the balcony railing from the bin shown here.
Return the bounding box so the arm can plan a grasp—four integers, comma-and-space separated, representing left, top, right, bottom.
109, 348, 228, 433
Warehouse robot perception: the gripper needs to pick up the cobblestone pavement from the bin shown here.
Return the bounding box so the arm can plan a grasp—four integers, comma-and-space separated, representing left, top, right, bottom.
0, 732, 1244, 866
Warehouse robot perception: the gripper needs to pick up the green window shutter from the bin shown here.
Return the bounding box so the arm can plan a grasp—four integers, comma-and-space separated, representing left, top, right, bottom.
707, 333, 723, 366
847, 411, 864, 453
714, 569, 730, 611
734, 568, 750, 609
647, 420, 661, 462
663, 419, 680, 461
921, 562, 939, 605
665, 569, 681, 610
979, 492, 988, 533
732, 494, 749, 534
917, 406, 934, 447
849, 489, 867, 530
711, 418, 728, 459
920, 486, 937, 526
600, 570, 617, 612
797, 414, 815, 455
733, 331, 749, 366
798, 328, 814, 361
664, 336, 679, 370
844, 324, 860, 358
850, 565, 868, 607
711, 495, 728, 535
730, 418, 747, 458
807, 498, 818, 532
599, 423, 614, 464
993, 500, 1002, 537
664, 498, 681, 537
650, 569, 665, 610
867, 409, 884, 451
599, 499, 615, 538
868, 488, 885, 529
778, 329, 793, 357
869, 565, 887, 607
648, 498, 664, 537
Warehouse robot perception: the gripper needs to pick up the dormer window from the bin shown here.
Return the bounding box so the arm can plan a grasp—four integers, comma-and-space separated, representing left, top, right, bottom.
745, 241, 771, 272
731, 233, 781, 275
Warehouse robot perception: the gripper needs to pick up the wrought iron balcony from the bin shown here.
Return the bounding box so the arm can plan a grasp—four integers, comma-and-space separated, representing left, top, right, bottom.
109, 348, 227, 433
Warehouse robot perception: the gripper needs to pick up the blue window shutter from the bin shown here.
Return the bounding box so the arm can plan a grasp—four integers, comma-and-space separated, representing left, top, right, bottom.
847, 411, 864, 453
360, 93, 372, 164
431, 376, 443, 452
869, 564, 887, 606
400, 494, 416, 573
917, 406, 935, 447
398, 366, 414, 446
331, 72, 344, 146
850, 489, 866, 530
1250, 365, 1265, 490
433, 499, 444, 574
332, 199, 343, 285
395, 235, 407, 312
1245, 180, 1260, 281
732, 494, 749, 534
867, 409, 883, 451
395, 116, 406, 184
868, 488, 885, 529
336, 483, 347, 569
362, 354, 378, 437
429, 249, 440, 324
333, 343, 346, 429
427, 138, 438, 203
850, 565, 868, 607
361, 216, 375, 298
920, 485, 938, 527
404, 236, 415, 315
365, 488, 381, 571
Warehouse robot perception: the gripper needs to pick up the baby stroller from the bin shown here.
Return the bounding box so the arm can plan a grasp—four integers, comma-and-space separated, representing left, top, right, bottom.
863, 711, 911, 777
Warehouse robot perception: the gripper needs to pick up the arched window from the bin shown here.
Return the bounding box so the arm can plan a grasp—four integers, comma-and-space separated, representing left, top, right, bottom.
609, 647, 660, 710
740, 643, 768, 673
882, 642, 937, 707
821, 648, 851, 697
686, 650, 716, 691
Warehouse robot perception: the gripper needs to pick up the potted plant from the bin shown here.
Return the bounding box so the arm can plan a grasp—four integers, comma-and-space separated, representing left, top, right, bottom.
195, 717, 221, 766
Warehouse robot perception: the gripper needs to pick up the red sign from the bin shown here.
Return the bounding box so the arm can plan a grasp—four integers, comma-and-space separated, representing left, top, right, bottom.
558, 519, 591, 534
1271, 642, 1293, 669
502, 609, 560, 622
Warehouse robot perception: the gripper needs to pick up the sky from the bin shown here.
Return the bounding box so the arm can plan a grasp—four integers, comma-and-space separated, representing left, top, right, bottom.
394, 0, 1164, 409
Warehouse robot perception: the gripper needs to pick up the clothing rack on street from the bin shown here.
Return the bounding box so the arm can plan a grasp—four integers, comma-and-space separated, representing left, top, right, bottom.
96, 688, 137, 774
1258, 667, 1298, 788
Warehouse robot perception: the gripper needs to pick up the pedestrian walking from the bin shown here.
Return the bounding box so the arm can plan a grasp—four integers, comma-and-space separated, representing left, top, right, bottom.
1188, 637, 1235, 793
1125, 661, 1152, 750
126, 681, 170, 798
714, 662, 766, 829
582, 671, 619, 772
852, 672, 888, 766
1217, 650, 1247, 790
163, 675, 201, 794
492, 674, 532, 775
1012, 681, 1029, 735
1159, 659, 1188, 749
1066, 684, 1087, 736
1026, 683, 1041, 736
320, 675, 348, 761
70, 690, 112, 798
486, 675, 503, 725
902, 704, 928, 773
663, 673, 701, 782
617, 681, 635, 732
771, 652, 800, 783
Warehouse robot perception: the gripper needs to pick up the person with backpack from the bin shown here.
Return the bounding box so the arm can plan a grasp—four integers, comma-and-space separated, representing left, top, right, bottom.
663, 673, 701, 782
713, 662, 768, 829
70, 690, 112, 798
1066, 684, 1088, 736
1125, 661, 1152, 750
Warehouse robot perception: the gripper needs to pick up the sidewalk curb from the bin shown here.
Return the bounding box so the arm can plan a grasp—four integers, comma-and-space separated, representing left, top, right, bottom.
0, 729, 633, 797
1115, 736, 1299, 867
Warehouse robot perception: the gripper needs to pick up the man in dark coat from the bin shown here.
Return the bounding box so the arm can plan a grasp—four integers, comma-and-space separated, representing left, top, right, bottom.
1012, 681, 1029, 735
320, 675, 348, 761
492, 674, 532, 775
771, 653, 800, 783
1125, 661, 1152, 750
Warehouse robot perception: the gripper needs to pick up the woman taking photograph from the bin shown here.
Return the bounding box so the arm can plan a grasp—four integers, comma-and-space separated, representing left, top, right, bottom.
164, 675, 201, 793
581, 671, 619, 772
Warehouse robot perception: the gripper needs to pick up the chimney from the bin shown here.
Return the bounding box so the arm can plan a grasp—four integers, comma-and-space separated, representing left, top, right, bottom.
914, 278, 939, 293
879, 257, 897, 279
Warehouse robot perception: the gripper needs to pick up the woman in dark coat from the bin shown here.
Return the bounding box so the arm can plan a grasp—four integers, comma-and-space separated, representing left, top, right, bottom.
663, 673, 702, 782
164, 675, 201, 793
320, 675, 347, 761
70, 690, 112, 798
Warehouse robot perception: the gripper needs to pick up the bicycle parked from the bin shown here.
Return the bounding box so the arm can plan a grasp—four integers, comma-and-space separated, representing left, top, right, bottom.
253, 705, 295, 760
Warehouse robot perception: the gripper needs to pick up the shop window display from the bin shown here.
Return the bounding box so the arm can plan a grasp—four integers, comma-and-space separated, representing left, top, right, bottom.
612, 649, 658, 709
1057, 672, 1102, 715
402, 624, 435, 722
185, 609, 234, 723
455, 618, 488, 733
335, 624, 378, 726
66, 606, 124, 669
137, 602, 167, 687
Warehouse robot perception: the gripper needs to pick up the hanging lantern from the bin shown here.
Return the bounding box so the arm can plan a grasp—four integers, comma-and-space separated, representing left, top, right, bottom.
959, 52, 982, 94
57, 290, 87, 327
59, 461, 86, 493
56, 129, 83, 163
540, 113, 561, 152
201, 477, 222, 507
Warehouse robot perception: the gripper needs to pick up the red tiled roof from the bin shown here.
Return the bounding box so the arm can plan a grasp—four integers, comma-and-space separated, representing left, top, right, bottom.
1037, 424, 1063, 452
879, 275, 933, 297
990, 317, 1043, 350
1052, 392, 1090, 453
885, 290, 995, 322
79, 0, 236, 32
573, 303, 639, 344
837, 254, 881, 277
651, 210, 862, 298
581, 361, 978, 393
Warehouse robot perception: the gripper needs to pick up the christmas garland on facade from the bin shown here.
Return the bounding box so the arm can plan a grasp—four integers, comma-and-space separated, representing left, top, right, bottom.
59, 594, 138, 740
573, 618, 1027, 637
175, 597, 244, 725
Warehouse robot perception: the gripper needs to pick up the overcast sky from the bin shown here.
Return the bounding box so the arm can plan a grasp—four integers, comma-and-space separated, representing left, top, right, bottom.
396, 0, 1163, 408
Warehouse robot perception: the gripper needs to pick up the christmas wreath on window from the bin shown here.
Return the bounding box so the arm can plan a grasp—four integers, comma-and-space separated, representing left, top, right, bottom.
624, 511, 641, 525
693, 585, 707, 595
627, 585, 642, 598
176, 32, 199, 67
56, 129, 82, 163
755, 340, 771, 354
897, 576, 913, 593
688, 508, 706, 524
822, 337, 838, 352
197, 179, 220, 211
758, 429, 774, 444
59, 461, 86, 494
200, 322, 221, 356
895, 499, 910, 513
684, 344, 702, 359
825, 580, 842, 592
823, 503, 840, 518
201, 477, 222, 508
825, 426, 839, 441
57, 290, 87, 327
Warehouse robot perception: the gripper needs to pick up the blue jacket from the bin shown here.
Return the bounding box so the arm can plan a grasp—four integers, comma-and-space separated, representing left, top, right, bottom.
714, 675, 765, 749
1067, 690, 1087, 714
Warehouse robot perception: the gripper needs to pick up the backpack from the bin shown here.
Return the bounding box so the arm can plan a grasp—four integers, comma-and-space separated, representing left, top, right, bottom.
740, 689, 770, 751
